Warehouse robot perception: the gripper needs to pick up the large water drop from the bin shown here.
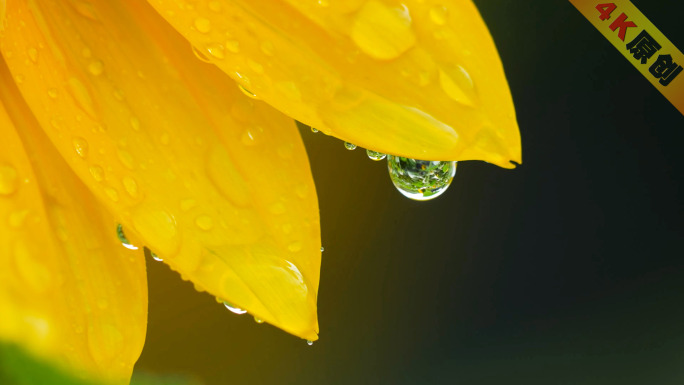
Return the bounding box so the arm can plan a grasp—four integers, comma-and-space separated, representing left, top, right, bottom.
387, 155, 456, 201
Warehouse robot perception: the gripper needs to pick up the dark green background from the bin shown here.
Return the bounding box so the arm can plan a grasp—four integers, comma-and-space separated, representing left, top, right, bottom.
135, 1, 684, 384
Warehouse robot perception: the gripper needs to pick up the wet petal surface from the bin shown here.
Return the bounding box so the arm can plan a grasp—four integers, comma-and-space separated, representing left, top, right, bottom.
147, 0, 521, 168
0, 0, 320, 340
0, 60, 147, 384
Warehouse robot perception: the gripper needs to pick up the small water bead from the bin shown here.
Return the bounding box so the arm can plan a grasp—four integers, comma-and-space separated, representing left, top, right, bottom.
306, 340, 314, 346
144, 247, 163, 262
238, 84, 258, 99
366, 149, 386, 161
429, 5, 449, 25
191, 45, 211, 63
194, 17, 212, 33
223, 301, 247, 314
195, 215, 214, 231
320, 247, 324, 252
87, 60, 104, 76
0, 164, 18, 196
89, 165, 104, 182
386, 155, 457, 201
116, 224, 138, 250
72, 137, 89, 158
311, 127, 319, 133
206, 43, 225, 59
344, 142, 357, 150
254, 316, 264, 324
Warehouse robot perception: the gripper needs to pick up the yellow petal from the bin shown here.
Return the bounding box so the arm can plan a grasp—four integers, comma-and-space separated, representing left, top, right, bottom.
0, 0, 320, 340
146, 0, 521, 168
0, 60, 147, 383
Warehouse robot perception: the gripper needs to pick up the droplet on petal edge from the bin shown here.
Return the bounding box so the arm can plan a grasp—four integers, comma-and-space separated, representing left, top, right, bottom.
387, 155, 457, 201
116, 223, 138, 250
344, 142, 357, 151
366, 150, 386, 161
144, 247, 163, 262
306, 340, 314, 346
223, 301, 247, 314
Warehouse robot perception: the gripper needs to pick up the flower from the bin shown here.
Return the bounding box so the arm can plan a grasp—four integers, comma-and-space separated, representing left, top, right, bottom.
0, 0, 520, 383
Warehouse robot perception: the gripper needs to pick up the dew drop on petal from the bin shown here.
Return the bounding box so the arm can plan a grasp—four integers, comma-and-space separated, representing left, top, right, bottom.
191, 45, 211, 63
320, 247, 325, 252
238, 84, 258, 99
306, 340, 314, 346
206, 43, 225, 60
225, 40, 240, 53
72, 137, 89, 158
387, 155, 457, 201
311, 127, 319, 133
87, 60, 104, 76
254, 316, 264, 324
223, 301, 247, 314
350, 1, 416, 60
194, 17, 212, 33
122, 177, 138, 198
366, 149, 386, 161
89, 165, 104, 182
429, 5, 449, 25
344, 142, 357, 150
144, 247, 163, 262
27, 47, 38, 63
104, 187, 119, 202
195, 215, 214, 231
208, 1, 222, 12
0, 164, 18, 196
116, 224, 138, 250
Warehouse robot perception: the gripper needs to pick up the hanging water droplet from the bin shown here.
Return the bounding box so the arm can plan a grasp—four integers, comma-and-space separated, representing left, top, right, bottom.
144, 247, 163, 262
366, 149, 386, 161
306, 340, 314, 346
344, 142, 357, 150
223, 301, 247, 314
191, 45, 212, 63
387, 155, 457, 201
254, 316, 264, 324
320, 247, 325, 252
116, 224, 138, 250
311, 127, 319, 133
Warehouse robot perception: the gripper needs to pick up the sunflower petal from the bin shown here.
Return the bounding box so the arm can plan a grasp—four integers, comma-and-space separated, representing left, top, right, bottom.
0, 61, 147, 383
0, 0, 320, 340
145, 0, 521, 168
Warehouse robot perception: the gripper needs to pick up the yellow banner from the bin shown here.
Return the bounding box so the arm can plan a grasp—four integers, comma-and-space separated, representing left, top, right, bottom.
569, 0, 684, 115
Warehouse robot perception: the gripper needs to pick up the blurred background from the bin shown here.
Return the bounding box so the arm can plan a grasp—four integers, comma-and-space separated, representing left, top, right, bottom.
134, 1, 684, 384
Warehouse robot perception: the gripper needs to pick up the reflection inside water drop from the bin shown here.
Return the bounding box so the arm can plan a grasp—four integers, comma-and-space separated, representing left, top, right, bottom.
344, 142, 357, 150
386, 155, 456, 201
366, 149, 386, 161
223, 301, 247, 314
306, 340, 314, 346
116, 224, 138, 250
